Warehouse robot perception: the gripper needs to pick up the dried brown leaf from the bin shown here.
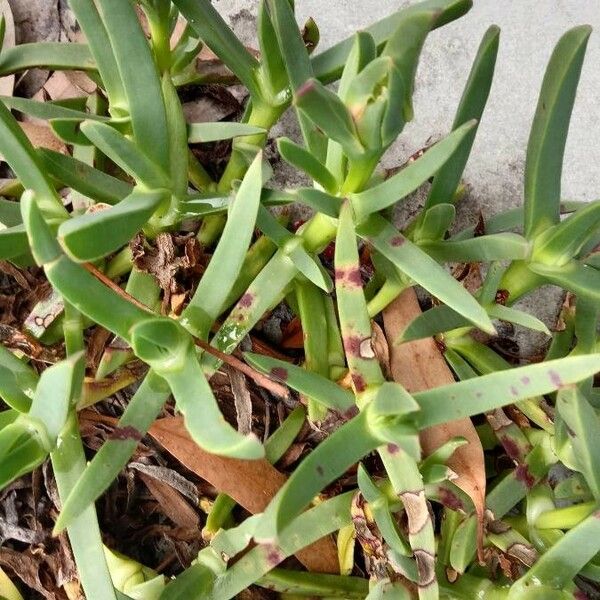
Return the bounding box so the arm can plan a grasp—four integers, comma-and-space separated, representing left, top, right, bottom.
138, 471, 199, 529
382, 288, 486, 557
19, 122, 67, 153
148, 417, 339, 573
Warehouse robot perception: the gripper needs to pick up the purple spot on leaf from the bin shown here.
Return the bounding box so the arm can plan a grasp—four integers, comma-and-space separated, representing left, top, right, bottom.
390, 236, 405, 247
438, 487, 464, 512
239, 293, 254, 308
387, 443, 400, 455
548, 369, 562, 388
352, 373, 367, 393
501, 437, 521, 461
515, 464, 535, 489
270, 367, 288, 382
521, 376, 531, 386
510, 386, 519, 397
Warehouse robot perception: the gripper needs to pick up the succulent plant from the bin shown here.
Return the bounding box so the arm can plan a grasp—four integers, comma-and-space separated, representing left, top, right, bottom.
0, 0, 598, 599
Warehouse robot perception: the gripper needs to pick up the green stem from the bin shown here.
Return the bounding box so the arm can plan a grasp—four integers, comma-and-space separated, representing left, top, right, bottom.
499, 260, 544, 304
188, 149, 214, 191
105, 246, 133, 280
367, 279, 409, 317
199, 101, 284, 245
296, 280, 329, 421
144, 3, 172, 74
258, 569, 368, 598
54, 302, 117, 599
203, 493, 237, 538
535, 501, 596, 530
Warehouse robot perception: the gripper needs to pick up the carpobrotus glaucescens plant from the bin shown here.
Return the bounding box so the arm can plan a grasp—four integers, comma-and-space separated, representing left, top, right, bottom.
0, 1, 598, 598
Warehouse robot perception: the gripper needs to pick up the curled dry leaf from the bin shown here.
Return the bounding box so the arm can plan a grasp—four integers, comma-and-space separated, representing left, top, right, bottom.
148, 417, 339, 574
382, 288, 486, 558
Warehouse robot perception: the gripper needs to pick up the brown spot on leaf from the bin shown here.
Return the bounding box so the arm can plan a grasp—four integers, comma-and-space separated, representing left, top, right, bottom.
345, 267, 362, 286
316, 465, 324, 477
438, 487, 464, 512
351, 374, 367, 393
343, 335, 362, 356
238, 293, 254, 308
495, 289, 509, 305
501, 437, 521, 461
269, 367, 288, 382
400, 490, 429, 535
414, 549, 436, 587
390, 236, 405, 247
515, 464, 535, 489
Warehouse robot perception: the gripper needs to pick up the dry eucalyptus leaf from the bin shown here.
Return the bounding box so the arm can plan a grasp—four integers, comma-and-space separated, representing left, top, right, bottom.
19, 122, 68, 153
149, 416, 339, 574
382, 288, 486, 554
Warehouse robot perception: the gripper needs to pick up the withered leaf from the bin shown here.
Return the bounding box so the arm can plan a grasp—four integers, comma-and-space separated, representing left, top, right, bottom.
382, 289, 486, 556
148, 417, 339, 574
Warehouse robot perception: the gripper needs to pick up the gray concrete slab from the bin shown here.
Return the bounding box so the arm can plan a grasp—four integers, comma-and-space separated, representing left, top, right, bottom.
219, 1, 599, 355
221, 0, 599, 211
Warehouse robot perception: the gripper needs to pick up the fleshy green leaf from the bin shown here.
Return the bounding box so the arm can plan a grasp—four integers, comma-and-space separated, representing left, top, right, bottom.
398, 305, 470, 343
94, 0, 170, 168
58, 187, 168, 262
278, 137, 338, 192
335, 201, 384, 390
22, 193, 150, 341
523, 26, 591, 238
256, 206, 333, 291
556, 387, 600, 500
0, 224, 30, 260
351, 120, 476, 218
532, 200, 600, 266
80, 120, 170, 188
0, 102, 66, 220
172, 0, 260, 97
29, 353, 83, 445
37, 148, 133, 205
294, 78, 363, 158
419, 232, 530, 263
0, 42, 95, 76
311, 0, 473, 83
529, 261, 600, 302
54, 371, 169, 533
68, 0, 126, 110
357, 214, 494, 334
181, 153, 264, 339
0, 345, 38, 412
487, 304, 550, 335
244, 353, 355, 412
188, 122, 266, 143
0, 96, 113, 122
414, 355, 600, 428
